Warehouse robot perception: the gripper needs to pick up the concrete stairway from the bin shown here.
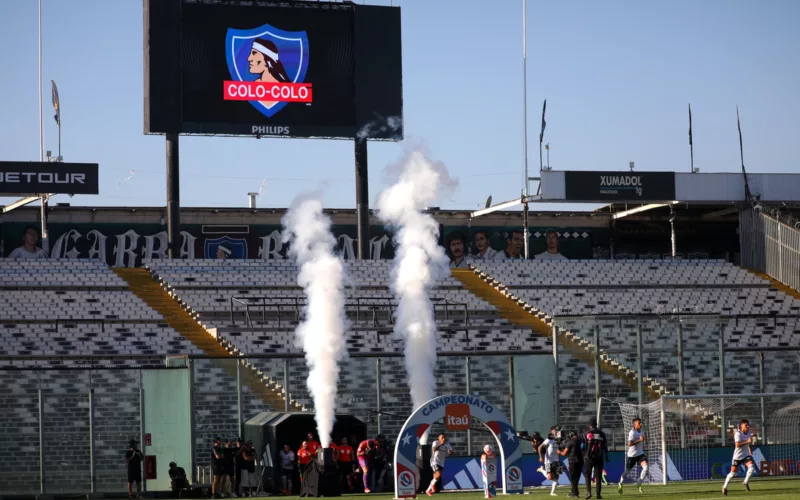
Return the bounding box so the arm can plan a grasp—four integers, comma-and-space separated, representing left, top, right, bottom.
450, 267, 666, 398
114, 268, 304, 411
452, 266, 727, 428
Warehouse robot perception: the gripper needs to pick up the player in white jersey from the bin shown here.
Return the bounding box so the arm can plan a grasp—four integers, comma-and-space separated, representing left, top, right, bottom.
723, 419, 756, 495
617, 417, 649, 495
426, 433, 453, 496
537, 426, 561, 497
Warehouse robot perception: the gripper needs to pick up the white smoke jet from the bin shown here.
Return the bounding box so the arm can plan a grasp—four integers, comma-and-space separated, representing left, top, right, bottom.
282, 192, 349, 448
376, 147, 458, 415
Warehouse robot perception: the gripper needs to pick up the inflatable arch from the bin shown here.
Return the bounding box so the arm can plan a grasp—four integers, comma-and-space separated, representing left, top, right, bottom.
393, 394, 524, 498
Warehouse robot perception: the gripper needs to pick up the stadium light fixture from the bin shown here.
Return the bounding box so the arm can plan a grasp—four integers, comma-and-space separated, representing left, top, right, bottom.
2, 196, 44, 214
611, 202, 678, 220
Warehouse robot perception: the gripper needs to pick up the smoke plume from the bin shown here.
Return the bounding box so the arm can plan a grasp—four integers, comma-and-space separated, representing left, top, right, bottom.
282, 192, 349, 448
376, 148, 458, 412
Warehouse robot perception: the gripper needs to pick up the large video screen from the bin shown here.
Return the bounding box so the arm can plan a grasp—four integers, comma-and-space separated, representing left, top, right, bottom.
144, 0, 403, 140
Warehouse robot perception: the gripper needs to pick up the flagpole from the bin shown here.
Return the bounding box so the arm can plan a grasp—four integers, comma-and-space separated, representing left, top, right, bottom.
521, 0, 530, 260
688, 103, 694, 174
39, 0, 48, 254
38, 0, 43, 162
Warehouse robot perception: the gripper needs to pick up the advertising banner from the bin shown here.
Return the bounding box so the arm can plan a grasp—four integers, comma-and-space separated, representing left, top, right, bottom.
0, 162, 99, 195
565, 171, 676, 202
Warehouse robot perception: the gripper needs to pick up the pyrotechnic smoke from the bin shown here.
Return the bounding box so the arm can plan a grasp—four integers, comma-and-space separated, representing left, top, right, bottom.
376, 147, 458, 413
282, 192, 349, 448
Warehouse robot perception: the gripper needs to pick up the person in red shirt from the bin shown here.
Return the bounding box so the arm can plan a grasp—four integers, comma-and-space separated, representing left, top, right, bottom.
337, 437, 355, 492
306, 432, 321, 456
357, 439, 376, 493
297, 441, 312, 487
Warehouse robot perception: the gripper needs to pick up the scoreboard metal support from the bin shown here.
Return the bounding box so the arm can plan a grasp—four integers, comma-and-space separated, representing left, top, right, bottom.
355, 138, 369, 260
166, 133, 181, 259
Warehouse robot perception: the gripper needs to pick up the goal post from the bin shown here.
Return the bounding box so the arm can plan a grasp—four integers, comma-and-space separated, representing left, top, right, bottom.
606, 392, 800, 485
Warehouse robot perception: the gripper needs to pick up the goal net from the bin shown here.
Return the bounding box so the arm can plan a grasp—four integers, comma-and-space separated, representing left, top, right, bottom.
607, 393, 800, 484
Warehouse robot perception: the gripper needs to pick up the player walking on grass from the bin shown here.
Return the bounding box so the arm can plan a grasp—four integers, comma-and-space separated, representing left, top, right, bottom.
723, 419, 756, 496
426, 433, 453, 496
618, 417, 648, 495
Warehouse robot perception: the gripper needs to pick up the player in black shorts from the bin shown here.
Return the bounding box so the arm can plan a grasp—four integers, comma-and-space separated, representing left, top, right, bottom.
618, 417, 648, 495
212, 437, 225, 498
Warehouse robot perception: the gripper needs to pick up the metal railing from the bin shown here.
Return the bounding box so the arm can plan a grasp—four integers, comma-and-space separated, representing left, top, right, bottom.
228, 295, 470, 328
740, 207, 800, 291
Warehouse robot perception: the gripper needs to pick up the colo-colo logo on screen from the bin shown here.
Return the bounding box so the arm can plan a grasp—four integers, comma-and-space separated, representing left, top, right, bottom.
223, 23, 311, 121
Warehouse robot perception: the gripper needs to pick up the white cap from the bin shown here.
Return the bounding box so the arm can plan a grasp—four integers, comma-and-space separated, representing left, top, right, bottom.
484, 444, 493, 454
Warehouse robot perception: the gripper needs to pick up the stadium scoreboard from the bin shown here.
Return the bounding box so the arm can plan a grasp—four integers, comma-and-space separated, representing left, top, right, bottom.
144, 0, 403, 140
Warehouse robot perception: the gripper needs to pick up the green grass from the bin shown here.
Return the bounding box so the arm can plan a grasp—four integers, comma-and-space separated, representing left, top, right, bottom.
324, 478, 800, 499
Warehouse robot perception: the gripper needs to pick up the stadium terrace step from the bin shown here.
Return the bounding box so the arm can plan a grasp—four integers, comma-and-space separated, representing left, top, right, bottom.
114, 268, 304, 411
453, 265, 725, 431
450, 266, 664, 399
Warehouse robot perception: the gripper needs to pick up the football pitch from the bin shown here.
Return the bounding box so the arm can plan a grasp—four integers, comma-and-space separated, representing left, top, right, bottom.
324, 479, 800, 499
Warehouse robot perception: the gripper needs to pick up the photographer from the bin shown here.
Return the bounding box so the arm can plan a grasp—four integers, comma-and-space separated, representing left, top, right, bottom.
125, 439, 144, 500
169, 461, 190, 499
240, 440, 257, 497
370, 434, 393, 492
558, 430, 583, 498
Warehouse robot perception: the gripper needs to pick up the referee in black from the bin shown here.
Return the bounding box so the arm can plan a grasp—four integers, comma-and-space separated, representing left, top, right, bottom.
583, 418, 609, 499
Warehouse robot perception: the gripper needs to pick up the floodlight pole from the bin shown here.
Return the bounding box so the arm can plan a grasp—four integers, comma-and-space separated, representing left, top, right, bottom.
521, 0, 530, 259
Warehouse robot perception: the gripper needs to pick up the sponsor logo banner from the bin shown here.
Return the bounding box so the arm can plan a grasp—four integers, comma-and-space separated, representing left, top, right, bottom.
444, 403, 471, 431
565, 171, 676, 202
0, 161, 99, 195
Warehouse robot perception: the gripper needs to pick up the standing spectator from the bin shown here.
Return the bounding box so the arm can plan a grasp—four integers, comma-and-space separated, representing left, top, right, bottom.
223, 440, 236, 496
337, 437, 355, 492
125, 439, 144, 499
297, 441, 313, 489
240, 441, 257, 497
8, 226, 48, 259
279, 443, 295, 495
234, 438, 244, 497
168, 461, 190, 498
212, 437, 225, 498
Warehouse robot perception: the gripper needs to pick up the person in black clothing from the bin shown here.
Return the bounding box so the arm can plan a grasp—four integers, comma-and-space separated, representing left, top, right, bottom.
169, 461, 190, 498
125, 439, 144, 499
212, 437, 225, 498
240, 440, 258, 497
558, 430, 584, 499
223, 440, 236, 495
234, 438, 245, 496
583, 418, 610, 499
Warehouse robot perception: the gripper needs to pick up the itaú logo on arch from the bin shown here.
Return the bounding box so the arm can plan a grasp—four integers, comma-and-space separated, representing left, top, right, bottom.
224, 81, 312, 103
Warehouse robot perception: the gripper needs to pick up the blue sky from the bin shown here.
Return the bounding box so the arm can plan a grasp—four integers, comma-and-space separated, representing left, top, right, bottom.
0, 0, 798, 210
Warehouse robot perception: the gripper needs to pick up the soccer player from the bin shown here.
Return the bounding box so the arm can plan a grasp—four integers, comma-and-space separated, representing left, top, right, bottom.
537, 426, 561, 497
481, 444, 497, 498
426, 433, 453, 496
618, 417, 649, 494
723, 419, 756, 495
357, 438, 376, 493
297, 441, 312, 490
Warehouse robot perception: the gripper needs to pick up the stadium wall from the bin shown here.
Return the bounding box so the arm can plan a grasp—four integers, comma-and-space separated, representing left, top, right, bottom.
2, 206, 740, 265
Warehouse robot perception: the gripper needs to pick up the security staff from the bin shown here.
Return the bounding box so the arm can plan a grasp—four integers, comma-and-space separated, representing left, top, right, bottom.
583, 418, 609, 499
558, 430, 583, 498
